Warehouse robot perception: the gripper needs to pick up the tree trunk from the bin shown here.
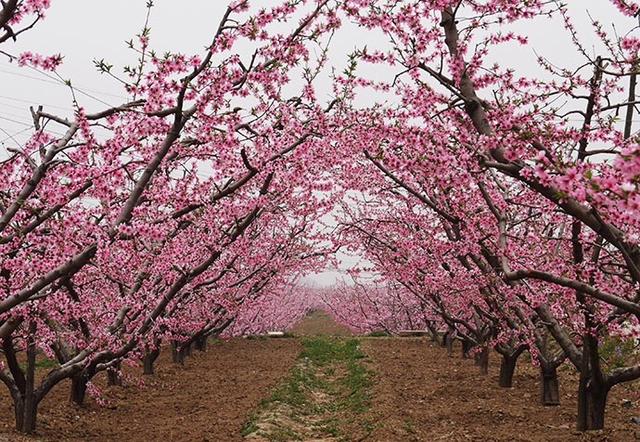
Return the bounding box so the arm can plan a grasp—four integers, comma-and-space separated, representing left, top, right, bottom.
539, 364, 560, 406
576, 331, 609, 431
171, 341, 180, 363
576, 375, 609, 431
474, 346, 489, 375
143, 348, 160, 375
17, 321, 38, 434
461, 339, 473, 359
440, 331, 449, 348
14, 399, 24, 433
70, 373, 88, 405
194, 336, 208, 352
445, 332, 454, 357
171, 341, 186, 365
107, 362, 122, 386
426, 322, 441, 344
14, 395, 38, 434
498, 353, 518, 388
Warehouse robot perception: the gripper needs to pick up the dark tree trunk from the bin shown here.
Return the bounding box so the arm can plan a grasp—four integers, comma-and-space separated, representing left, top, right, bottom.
498, 353, 518, 388
175, 349, 185, 365
14, 399, 23, 433
18, 398, 37, 434
171, 341, 179, 363
576, 374, 609, 431
14, 398, 25, 433
474, 346, 489, 375
14, 395, 38, 435
440, 331, 449, 348
539, 364, 560, 406
17, 321, 38, 434
143, 348, 161, 375
70, 373, 88, 405
461, 339, 473, 359
194, 336, 208, 352
171, 341, 186, 365
425, 322, 441, 345
107, 361, 122, 386
445, 332, 454, 357
575, 332, 609, 431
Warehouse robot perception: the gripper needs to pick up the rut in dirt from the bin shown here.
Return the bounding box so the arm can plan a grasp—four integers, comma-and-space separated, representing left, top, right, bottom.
242, 311, 375, 441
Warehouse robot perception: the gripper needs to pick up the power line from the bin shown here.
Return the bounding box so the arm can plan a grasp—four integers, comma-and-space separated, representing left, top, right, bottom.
21, 66, 120, 108
0, 125, 26, 148
0, 69, 113, 108
0, 113, 66, 138
0, 100, 34, 113
0, 126, 34, 144
0, 94, 74, 112
0, 66, 123, 108
0, 115, 31, 127
0, 63, 127, 100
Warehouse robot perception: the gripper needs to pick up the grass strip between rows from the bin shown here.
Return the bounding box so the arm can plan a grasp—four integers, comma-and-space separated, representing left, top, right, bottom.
242, 337, 374, 441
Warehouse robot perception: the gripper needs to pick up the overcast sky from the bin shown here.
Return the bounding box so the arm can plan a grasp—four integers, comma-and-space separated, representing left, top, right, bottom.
0, 0, 635, 286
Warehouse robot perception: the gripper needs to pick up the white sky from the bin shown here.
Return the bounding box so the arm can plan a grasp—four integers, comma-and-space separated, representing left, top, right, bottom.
0, 0, 636, 286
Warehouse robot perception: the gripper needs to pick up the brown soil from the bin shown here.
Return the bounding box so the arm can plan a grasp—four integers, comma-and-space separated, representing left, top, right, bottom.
361, 337, 640, 441
289, 310, 352, 336
0, 338, 300, 442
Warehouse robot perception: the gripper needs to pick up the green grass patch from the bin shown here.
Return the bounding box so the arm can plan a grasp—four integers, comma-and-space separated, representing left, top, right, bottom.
267, 364, 325, 413
265, 427, 302, 441
403, 418, 417, 435
20, 356, 59, 371
300, 337, 366, 365
241, 420, 259, 437
242, 337, 373, 440
366, 330, 391, 337
600, 335, 638, 369
243, 335, 267, 340
342, 357, 372, 413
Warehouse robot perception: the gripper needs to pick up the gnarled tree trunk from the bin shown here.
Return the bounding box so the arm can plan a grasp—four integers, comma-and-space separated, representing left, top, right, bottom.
445, 332, 455, 357
498, 353, 518, 388
106, 361, 122, 386
474, 346, 489, 375
69, 373, 89, 406
576, 333, 610, 431
17, 322, 38, 433
539, 363, 560, 406
496, 344, 526, 388
577, 369, 609, 431
194, 335, 208, 352
14, 394, 38, 435
142, 347, 161, 375
171, 341, 186, 365
461, 339, 473, 359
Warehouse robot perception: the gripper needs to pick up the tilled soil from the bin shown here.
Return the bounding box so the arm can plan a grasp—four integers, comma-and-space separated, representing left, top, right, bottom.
0, 338, 300, 442
361, 337, 640, 441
